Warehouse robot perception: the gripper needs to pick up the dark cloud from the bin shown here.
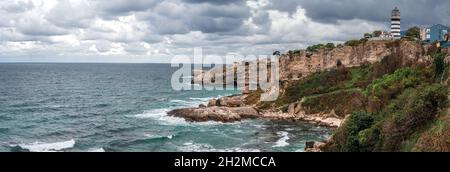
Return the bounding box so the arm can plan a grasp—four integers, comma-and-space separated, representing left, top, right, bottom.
97, 0, 159, 14
268, 0, 450, 27
1, 0, 450, 62
183, 0, 242, 5
139, 1, 250, 34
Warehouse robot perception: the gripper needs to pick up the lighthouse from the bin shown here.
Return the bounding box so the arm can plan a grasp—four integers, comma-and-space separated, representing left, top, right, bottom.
391, 7, 401, 38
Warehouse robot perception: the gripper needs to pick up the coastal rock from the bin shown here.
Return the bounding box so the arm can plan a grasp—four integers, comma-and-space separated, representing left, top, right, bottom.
207, 99, 217, 107
289, 110, 343, 128
288, 104, 296, 115
305, 141, 326, 152
288, 102, 304, 115
217, 95, 246, 107
167, 106, 259, 122
261, 111, 297, 121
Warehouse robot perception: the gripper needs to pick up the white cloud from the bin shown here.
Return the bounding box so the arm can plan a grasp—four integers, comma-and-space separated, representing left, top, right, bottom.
0, 0, 416, 63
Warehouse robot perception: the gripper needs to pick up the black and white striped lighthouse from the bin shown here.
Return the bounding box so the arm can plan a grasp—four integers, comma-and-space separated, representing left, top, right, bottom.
391, 7, 401, 38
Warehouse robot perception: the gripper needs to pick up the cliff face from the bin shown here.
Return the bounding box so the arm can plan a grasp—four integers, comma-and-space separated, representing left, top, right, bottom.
261, 40, 449, 152
173, 40, 449, 152
279, 41, 430, 81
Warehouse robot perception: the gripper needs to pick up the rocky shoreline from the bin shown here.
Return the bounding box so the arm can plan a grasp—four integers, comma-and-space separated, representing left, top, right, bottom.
167, 94, 343, 152
168, 94, 344, 128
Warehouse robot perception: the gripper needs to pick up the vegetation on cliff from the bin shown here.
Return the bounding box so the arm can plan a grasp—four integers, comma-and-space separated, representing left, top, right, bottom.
323, 50, 449, 152
246, 41, 449, 152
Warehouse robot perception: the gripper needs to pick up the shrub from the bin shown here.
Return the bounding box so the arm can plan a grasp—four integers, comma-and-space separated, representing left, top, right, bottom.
404, 26, 420, 40
282, 68, 351, 103
365, 68, 423, 107
345, 40, 362, 47
342, 112, 375, 152
373, 30, 382, 37
432, 52, 448, 82
306, 44, 325, 52
301, 88, 366, 117
325, 43, 335, 49
381, 84, 448, 151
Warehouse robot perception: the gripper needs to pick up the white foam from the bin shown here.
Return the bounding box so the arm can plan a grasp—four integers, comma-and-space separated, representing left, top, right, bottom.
131, 108, 240, 126
132, 108, 188, 125
144, 133, 174, 139
88, 148, 105, 152
189, 97, 213, 101
179, 142, 260, 152
16, 139, 75, 152
170, 99, 200, 107
272, 131, 290, 148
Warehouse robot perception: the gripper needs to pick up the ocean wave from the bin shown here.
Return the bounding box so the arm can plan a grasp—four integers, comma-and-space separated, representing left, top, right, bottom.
188, 94, 229, 102
131, 108, 188, 125
179, 142, 260, 152
188, 97, 212, 101
12, 139, 75, 152
144, 133, 174, 140
87, 148, 105, 152
272, 131, 290, 148
131, 108, 234, 126
169, 99, 199, 107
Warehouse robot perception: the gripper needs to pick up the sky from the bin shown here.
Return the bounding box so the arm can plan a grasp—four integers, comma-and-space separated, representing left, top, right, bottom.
0, 0, 449, 63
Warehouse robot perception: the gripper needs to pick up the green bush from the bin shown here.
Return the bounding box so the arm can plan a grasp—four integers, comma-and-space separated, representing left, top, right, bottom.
302, 89, 366, 117
306, 44, 325, 52
404, 26, 420, 40
282, 68, 351, 104
365, 68, 423, 103
380, 84, 448, 151
345, 40, 363, 47
325, 43, 335, 49
432, 52, 448, 82
342, 112, 375, 152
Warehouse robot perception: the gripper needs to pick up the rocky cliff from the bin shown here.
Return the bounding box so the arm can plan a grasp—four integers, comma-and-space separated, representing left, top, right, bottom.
169, 40, 449, 152
279, 40, 430, 82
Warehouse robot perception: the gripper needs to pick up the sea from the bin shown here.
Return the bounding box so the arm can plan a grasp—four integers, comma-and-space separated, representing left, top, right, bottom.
0, 63, 331, 152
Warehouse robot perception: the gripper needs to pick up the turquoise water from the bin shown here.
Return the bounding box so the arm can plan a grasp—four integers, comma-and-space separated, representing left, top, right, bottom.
0, 63, 331, 152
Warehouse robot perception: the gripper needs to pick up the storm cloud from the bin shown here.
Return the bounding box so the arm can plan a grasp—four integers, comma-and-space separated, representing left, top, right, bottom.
0, 0, 448, 62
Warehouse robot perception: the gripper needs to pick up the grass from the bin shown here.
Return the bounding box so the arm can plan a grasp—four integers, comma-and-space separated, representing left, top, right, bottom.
301, 88, 365, 117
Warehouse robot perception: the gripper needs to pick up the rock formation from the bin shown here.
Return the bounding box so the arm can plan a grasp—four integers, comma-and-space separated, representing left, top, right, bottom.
167, 106, 259, 122
279, 40, 429, 82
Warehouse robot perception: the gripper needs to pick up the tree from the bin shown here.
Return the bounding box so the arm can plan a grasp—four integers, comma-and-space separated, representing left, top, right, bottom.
325, 43, 335, 49
373, 30, 382, 37
432, 52, 448, 82
364, 33, 372, 39
405, 26, 420, 40
345, 40, 363, 46
273, 51, 281, 56
307, 44, 324, 52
